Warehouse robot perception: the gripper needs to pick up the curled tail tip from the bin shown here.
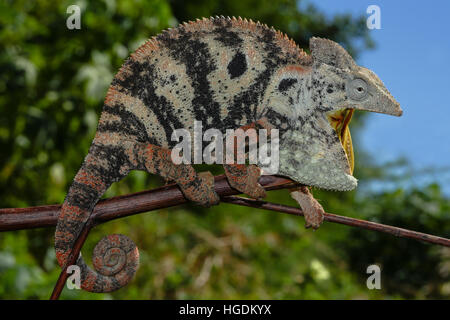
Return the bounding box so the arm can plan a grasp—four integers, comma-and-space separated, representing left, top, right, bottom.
80, 234, 139, 293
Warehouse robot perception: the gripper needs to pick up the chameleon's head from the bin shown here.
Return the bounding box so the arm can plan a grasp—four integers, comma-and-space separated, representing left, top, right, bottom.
309, 37, 402, 117
271, 38, 402, 191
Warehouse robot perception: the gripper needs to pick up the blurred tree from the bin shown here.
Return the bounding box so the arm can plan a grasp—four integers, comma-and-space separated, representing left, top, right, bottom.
0, 0, 448, 300
341, 184, 450, 298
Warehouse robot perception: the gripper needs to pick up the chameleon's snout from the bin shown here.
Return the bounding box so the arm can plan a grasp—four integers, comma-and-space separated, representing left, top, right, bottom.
377, 90, 402, 117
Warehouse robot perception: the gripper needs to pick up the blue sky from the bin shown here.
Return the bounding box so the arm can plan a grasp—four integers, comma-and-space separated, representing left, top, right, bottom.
303, 0, 450, 192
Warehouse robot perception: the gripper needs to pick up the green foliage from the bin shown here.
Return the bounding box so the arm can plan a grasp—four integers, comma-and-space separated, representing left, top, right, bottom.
0, 0, 448, 299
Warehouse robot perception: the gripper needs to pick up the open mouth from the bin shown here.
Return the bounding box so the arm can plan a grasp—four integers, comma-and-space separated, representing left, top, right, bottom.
327, 108, 354, 174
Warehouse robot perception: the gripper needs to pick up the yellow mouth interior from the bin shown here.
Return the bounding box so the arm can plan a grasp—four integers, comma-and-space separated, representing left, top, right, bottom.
327, 109, 354, 174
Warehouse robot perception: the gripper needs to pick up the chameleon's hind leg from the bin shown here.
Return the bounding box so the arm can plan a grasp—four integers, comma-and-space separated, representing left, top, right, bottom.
290, 186, 324, 229
133, 143, 220, 207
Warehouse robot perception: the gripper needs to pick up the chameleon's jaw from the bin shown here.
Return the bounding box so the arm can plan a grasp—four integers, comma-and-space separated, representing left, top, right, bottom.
277, 124, 358, 192
326, 108, 354, 175
349, 94, 402, 117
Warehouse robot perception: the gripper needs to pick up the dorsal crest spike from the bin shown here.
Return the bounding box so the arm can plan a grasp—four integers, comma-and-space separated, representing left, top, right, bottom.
131, 16, 311, 66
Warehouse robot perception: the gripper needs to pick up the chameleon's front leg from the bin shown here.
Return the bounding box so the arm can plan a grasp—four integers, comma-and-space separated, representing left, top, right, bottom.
134, 142, 219, 207
290, 186, 325, 229
223, 118, 274, 199
224, 164, 266, 199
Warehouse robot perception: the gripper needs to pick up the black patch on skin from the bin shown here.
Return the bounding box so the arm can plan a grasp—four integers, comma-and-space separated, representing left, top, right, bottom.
85, 144, 131, 184
66, 182, 101, 210
288, 97, 294, 105
212, 18, 243, 47
327, 84, 334, 93
263, 108, 291, 137
55, 220, 85, 250
157, 29, 222, 131
227, 52, 247, 79
214, 28, 243, 47
111, 59, 184, 147
306, 116, 339, 147
278, 78, 298, 92
223, 27, 288, 129
296, 115, 306, 127
264, 109, 289, 126
100, 103, 152, 143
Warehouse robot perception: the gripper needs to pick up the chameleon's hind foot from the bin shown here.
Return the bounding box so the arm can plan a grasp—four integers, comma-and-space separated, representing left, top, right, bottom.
290, 186, 324, 230
134, 142, 219, 207
182, 171, 220, 207
224, 164, 266, 200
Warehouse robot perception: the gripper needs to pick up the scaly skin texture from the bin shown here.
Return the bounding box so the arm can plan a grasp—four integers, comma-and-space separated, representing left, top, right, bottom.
55, 16, 402, 293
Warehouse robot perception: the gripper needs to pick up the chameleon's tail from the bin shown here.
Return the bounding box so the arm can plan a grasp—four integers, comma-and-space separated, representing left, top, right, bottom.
55, 143, 139, 293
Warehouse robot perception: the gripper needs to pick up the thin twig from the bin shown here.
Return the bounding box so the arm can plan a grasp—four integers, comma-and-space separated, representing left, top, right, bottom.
50, 221, 93, 300
221, 196, 450, 247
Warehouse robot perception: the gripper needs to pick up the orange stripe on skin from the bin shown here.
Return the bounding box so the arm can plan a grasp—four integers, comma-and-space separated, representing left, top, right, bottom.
83, 153, 101, 167
104, 87, 120, 106
92, 256, 103, 270
75, 169, 106, 192
82, 271, 97, 292
107, 234, 120, 247
59, 205, 84, 222
55, 230, 77, 244
55, 251, 70, 267
276, 65, 311, 77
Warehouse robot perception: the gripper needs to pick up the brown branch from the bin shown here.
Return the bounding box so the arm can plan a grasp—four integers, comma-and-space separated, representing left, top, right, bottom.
1, 175, 449, 248
0, 174, 298, 232
222, 196, 450, 247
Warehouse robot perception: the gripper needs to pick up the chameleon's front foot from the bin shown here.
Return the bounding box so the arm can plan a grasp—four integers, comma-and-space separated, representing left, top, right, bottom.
224, 164, 266, 200
180, 171, 220, 207
290, 186, 324, 229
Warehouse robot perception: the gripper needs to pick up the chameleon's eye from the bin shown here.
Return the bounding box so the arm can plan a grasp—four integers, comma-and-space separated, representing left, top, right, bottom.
348, 78, 368, 100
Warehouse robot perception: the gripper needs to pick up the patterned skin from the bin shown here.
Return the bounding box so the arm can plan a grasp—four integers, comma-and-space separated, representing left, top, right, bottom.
55, 16, 402, 293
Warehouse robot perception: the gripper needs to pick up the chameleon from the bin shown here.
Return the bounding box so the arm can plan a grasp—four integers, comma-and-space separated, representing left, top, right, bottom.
55, 16, 402, 293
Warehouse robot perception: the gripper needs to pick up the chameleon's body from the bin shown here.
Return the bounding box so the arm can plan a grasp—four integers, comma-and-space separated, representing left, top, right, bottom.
55, 17, 402, 293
